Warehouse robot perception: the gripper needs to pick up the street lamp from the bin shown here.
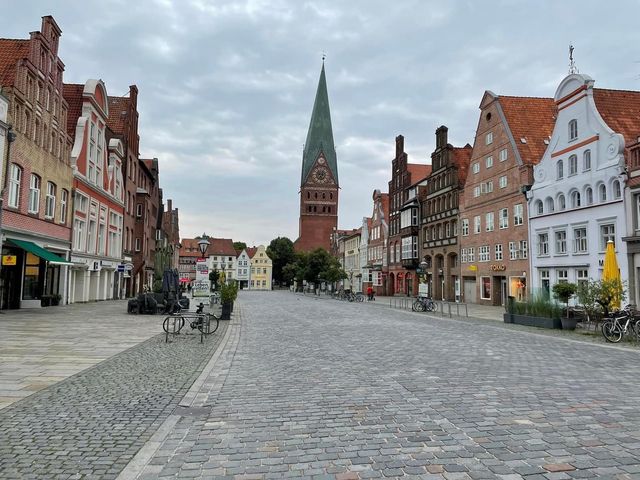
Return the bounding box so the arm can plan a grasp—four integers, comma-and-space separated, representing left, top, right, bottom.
197, 238, 209, 258
221, 260, 227, 285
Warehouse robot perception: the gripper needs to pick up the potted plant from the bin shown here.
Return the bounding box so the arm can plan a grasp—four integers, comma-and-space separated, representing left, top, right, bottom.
52, 294, 62, 306
503, 293, 562, 329
552, 282, 578, 330
219, 282, 238, 320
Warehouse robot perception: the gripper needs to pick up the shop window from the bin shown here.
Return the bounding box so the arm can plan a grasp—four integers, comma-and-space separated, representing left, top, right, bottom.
481, 277, 491, 300
23, 252, 42, 300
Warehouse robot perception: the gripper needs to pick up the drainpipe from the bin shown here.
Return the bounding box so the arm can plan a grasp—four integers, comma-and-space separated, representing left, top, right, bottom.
0, 125, 16, 311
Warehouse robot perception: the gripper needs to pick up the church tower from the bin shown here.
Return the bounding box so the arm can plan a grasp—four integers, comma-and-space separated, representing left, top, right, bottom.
294, 62, 339, 252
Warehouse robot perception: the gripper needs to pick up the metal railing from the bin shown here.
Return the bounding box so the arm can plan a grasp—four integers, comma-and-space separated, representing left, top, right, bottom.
388, 297, 468, 318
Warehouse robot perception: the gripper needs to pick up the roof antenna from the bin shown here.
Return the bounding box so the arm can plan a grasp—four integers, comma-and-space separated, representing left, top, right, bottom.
568, 43, 579, 74
322, 51, 326, 63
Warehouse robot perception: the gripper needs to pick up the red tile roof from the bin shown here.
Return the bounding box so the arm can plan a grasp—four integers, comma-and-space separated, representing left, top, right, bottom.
407, 163, 431, 184
499, 96, 556, 165
107, 96, 130, 134
179, 238, 236, 258
452, 145, 473, 185
593, 88, 640, 147
0, 39, 29, 86
246, 247, 257, 259
63, 83, 84, 136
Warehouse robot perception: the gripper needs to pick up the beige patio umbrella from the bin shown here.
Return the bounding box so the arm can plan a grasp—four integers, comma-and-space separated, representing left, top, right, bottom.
602, 240, 621, 310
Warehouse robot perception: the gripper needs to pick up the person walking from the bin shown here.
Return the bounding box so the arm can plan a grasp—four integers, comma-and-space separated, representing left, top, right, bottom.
367, 286, 375, 301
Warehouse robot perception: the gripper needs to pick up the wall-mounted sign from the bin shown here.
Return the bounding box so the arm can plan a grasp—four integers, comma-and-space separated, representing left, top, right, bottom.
490, 264, 506, 272
468, 265, 477, 271
2, 255, 17, 266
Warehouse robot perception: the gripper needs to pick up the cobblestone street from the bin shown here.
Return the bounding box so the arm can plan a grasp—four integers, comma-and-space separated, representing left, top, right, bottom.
125, 291, 640, 479
2, 292, 640, 479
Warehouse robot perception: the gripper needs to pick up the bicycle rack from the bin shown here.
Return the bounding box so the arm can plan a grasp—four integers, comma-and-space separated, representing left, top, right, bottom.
164, 313, 213, 344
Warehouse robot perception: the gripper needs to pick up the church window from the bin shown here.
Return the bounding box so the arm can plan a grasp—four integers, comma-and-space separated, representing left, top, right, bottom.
315, 192, 318, 199
330, 193, 333, 199
322, 206, 326, 213
323, 192, 326, 199
307, 192, 310, 199
328, 206, 331, 213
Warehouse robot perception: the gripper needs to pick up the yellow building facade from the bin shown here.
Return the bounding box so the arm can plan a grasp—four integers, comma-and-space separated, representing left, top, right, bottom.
250, 245, 272, 290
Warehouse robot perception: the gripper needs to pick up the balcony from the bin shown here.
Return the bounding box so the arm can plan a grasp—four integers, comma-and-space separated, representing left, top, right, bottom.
401, 258, 418, 269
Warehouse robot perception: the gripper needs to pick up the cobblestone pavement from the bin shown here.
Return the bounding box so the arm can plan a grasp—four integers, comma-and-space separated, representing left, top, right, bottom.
0, 316, 228, 479
0, 301, 161, 409
130, 290, 640, 479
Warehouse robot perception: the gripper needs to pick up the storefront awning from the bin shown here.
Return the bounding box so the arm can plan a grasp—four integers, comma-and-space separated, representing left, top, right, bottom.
7, 239, 74, 266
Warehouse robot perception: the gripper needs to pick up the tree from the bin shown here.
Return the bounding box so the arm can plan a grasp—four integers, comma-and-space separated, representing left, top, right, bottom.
552, 282, 577, 318
267, 237, 295, 285
577, 278, 627, 321
233, 242, 247, 252
209, 269, 220, 291
282, 248, 346, 289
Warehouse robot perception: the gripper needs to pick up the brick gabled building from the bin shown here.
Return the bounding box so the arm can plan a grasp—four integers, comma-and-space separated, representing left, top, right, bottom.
161, 198, 180, 270
460, 93, 554, 305
64, 79, 126, 302
420, 126, 472, 302
0, 16, 74, 309
106, 85, 144, 295
387, 135, 431, 296
364, 189, 389, 296
133, 157, 161, 291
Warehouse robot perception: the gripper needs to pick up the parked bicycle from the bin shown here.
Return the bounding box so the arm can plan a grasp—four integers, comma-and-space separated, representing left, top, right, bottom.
412, 296, 437, 312
601, 304, 640, 343
163, 302, 220, 337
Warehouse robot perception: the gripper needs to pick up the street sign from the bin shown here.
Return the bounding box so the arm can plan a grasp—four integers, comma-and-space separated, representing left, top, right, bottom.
2, 255, 17, 266
124, 263, 134, 271
117, 264, 125, 272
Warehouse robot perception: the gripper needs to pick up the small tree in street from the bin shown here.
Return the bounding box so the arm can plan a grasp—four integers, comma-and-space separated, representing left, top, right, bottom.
267, 237, 296, 286
209, 269, 220, 291
552, 282, 577, 318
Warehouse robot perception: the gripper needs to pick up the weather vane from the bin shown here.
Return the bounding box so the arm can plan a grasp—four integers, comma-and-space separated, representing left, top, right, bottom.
569, 43, 578, 74
322, 51, 326, 63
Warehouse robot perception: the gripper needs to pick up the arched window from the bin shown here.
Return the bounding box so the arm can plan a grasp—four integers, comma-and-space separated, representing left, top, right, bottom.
571, 191, 581, 208
583, 150, 591, 171
307, 191, 310, 199
569, 155, 578, 175
535, 200, 543, 215
322, 192, 326, 199
314, 192, 318, 199
330, 193, 333, 200
556, 160, 564, 180
545, 197, 554, 213
585, 187, 593, 205
569, 119, 578, 141
613, 180, 621, 199
558, 194, 566, 210
599, 184, 607, 202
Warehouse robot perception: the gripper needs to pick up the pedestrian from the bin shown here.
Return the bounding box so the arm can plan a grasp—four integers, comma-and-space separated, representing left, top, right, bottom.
367, 286, 374, 301
187, 283, 192, 295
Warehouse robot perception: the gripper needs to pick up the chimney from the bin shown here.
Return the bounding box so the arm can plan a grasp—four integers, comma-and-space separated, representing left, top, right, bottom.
395, 135, 404, 158
129, 85, 138, 108
167, 199, 172, 212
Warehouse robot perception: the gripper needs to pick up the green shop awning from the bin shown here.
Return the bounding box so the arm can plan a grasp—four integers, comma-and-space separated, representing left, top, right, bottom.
7, 239, 73, 266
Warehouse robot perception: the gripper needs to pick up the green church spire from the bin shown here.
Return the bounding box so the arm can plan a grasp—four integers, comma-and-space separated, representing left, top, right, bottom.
301, 62, 338, 186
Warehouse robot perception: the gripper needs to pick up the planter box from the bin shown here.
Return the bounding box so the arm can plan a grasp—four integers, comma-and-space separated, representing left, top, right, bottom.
560, 317, 578, 330
503, 313, 561, 329
220, 302, 232, 320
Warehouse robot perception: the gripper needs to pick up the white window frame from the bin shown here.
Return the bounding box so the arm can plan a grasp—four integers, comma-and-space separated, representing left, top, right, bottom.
514, 203, 523, 226
45, 181, 56, 219
485, 132, 493, 145
485, 156, 493, 169
461, 219, 469, 236
583, 150, 591, 171
555, 230, 567, 255
495, 244, 503, 261
474, 216, 481, 234
569, 119, 578, 141
509, 241, 517, 260
499, 148, 508, 162
8, 164, 21, 208
573, 227, 588, 253
60, 189, 68, 224
499, 208, 508, 229
537, 233, 549, 256
480, 276, 491, 300
479, 245, 490, 262
472, 162, 480, 174
485, 212, 494, 232
568, 154, 578, 176
520, 240, 528, 259
600, 223, 615, 251
28, 174, 41, 214
499, 175, 507, 189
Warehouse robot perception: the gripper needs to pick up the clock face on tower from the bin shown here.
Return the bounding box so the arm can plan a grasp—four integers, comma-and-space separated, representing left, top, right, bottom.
312, 166, 330, 184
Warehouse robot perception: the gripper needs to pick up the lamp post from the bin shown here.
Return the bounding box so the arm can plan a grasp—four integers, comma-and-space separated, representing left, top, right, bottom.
221, 260, 227, 285
197, 238, 209, 289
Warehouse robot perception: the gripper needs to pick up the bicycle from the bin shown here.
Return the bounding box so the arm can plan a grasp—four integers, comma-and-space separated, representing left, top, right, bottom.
163, 302, 220, 343
354, 292, 365, 302
412, 296, 437, 312
601, 305, 640, 343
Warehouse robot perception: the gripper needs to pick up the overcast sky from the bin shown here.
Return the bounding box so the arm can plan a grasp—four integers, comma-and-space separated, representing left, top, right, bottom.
2, 1, 640, 246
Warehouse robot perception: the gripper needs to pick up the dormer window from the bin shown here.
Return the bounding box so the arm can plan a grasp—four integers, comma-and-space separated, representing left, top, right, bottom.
569, 119, 578, 141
